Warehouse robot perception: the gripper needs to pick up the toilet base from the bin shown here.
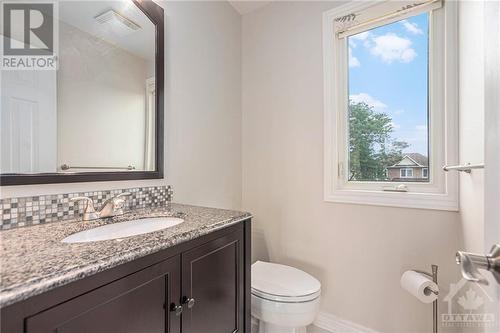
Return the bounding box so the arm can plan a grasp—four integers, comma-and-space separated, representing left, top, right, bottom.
257, 320, 307, 333
251, 294, 320, 333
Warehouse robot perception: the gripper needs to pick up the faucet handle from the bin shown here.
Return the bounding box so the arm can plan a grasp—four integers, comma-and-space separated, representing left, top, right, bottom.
112, 198, 125, 207
112, 192, 131, 208
101, 192, 131, 216
101, 192, 131, 206
70, 197, 99, 221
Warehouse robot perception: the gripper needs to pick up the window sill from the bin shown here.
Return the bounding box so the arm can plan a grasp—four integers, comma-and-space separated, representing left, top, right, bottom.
324, 189, 458, 211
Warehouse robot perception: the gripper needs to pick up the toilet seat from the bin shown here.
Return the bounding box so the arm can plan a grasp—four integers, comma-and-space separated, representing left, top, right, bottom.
252, 288, 321, 303
251, 261, 321, 303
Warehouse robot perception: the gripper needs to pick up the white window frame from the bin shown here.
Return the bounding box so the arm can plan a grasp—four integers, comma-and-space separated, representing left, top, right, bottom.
323, 0, 458, 211
400, 168, 414, 178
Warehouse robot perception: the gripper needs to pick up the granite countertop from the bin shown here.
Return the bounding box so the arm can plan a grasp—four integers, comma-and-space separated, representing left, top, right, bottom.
0, 203, 251, 308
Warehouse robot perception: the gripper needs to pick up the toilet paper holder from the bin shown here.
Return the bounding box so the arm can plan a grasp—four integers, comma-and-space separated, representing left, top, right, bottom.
413, 265, 439, 333
413, 265, 439, 296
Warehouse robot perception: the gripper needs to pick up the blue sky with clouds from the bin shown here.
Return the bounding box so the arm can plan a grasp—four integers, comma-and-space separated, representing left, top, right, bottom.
348, 13, 429, 155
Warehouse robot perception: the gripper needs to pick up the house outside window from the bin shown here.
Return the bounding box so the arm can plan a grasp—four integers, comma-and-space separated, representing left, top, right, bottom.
387, 153, 428, 181
323, 0, 459, 210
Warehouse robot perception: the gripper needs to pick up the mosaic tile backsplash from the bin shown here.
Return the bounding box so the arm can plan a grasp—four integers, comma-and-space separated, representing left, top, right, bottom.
0, 186, 172, 230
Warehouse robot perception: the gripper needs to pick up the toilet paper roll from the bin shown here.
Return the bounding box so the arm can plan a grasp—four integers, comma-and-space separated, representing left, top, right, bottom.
400, 270, 439, 304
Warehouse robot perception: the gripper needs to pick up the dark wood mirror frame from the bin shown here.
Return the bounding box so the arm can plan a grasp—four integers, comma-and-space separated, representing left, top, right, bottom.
1, 0, 164, 186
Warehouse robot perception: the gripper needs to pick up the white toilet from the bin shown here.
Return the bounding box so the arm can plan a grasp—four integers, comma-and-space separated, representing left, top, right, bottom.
251, 261, 321, 333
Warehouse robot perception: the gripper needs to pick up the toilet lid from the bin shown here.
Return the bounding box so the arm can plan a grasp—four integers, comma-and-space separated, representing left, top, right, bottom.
251, 261, 321, 302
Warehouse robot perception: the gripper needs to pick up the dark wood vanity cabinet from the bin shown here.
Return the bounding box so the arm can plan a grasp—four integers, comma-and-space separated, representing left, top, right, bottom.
182, 231, 244, 333
25, 257, 181, 333
1, 221, 251, 333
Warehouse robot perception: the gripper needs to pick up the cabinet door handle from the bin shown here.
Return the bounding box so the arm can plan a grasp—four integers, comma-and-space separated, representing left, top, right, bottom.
182, 296, 196, 309
170, 303, 183, 316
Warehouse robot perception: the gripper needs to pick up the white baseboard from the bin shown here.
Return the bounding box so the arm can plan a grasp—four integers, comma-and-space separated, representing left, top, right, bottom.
313, 312, 381, 333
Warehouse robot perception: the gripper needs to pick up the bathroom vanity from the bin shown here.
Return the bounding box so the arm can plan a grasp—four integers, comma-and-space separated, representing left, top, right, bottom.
0, 204, 252, 333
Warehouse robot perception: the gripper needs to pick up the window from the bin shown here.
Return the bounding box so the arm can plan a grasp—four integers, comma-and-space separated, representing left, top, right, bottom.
347, 14, 429, 183
323, 0, 458, 210
400, 168, 414, 178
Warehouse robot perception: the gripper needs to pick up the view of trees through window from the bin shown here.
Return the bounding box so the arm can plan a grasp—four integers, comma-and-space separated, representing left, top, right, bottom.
347, 13, 430, 182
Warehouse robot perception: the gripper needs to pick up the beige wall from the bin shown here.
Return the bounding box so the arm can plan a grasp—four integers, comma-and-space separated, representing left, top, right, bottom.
1, 0, 243, 211
241, 2, 461, 332
163, 0, 242, 209
457, 3, 500, 333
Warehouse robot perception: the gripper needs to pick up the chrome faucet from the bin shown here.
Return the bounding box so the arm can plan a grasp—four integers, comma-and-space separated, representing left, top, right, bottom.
71, 192, 131, 221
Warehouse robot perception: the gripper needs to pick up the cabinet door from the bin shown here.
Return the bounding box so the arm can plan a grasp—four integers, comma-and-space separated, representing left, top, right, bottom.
182, 229, 244, 333
26, 256, 181, 333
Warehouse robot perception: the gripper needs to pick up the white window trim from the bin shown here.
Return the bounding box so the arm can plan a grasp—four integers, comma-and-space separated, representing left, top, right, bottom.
323, 0, 458, 211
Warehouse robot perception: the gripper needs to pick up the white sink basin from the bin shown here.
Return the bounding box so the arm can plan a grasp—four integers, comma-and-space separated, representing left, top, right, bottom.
62, 217, 184, 243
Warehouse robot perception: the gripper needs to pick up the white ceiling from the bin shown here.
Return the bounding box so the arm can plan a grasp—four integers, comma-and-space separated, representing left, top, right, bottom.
228, 1, 272, 15
59, 1, 155, 61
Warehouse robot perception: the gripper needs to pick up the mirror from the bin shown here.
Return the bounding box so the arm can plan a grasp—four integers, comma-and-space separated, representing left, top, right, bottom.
1, 0, 164, 185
